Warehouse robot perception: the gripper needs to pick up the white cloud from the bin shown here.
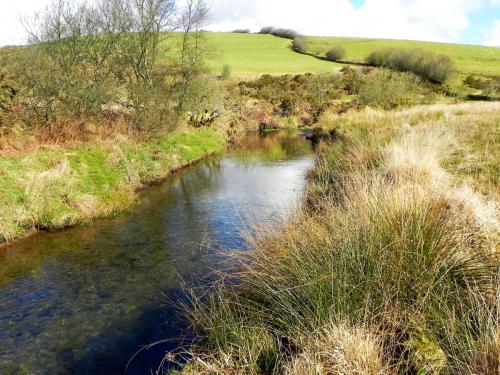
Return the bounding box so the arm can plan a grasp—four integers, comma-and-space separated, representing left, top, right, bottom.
483, 19, 500, 46
205, 0, 485, 43
0, 0, 496, 46
0, 0, 50, 46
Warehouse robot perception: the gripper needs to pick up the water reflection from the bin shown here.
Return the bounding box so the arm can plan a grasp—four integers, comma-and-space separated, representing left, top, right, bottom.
0, 131, 314, 375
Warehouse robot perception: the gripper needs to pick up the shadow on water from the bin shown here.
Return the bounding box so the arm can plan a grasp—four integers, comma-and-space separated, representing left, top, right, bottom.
0, 131, 314, 375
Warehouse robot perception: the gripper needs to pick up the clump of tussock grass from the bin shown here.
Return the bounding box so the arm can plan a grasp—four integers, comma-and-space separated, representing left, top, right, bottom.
15, 159, 79, 229
179, 105, 499, 374
383, 124, 455, 187
285, 323, 387, 375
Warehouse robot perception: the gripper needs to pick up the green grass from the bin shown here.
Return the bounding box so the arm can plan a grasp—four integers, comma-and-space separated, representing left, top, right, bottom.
160, 32, 500, 76
160, 32, 340, 75
0, 127, 226, 243
305, 36, 500, 76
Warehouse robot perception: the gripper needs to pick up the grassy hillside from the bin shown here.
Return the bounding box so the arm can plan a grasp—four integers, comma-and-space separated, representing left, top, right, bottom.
160, 32, 339, 75
160, 32, 500, 76
305, 36, 500, 76
5, 33, 498, 76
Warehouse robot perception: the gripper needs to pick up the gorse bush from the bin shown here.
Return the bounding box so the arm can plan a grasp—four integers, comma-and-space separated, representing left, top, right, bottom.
239, 73, 343, 123
464, 74, 500, 97
0, 69, 17, 127
367, 48, 455, 83
358, 70, 426, 109
259, 27, 298, 39
325, 46, 346, 61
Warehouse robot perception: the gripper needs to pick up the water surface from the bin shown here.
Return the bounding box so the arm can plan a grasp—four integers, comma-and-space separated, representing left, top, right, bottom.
0, 131, 314, 374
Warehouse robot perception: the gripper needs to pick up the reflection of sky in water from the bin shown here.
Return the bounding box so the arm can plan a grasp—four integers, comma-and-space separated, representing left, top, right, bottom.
0, 132, 314, 375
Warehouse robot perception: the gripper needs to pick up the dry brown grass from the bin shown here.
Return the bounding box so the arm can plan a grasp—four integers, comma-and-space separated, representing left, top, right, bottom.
285, 324, 387, 375
0, 116, 147, 156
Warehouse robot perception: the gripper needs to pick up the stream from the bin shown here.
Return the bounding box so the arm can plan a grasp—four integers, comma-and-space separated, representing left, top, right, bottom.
0, 130, 314, 374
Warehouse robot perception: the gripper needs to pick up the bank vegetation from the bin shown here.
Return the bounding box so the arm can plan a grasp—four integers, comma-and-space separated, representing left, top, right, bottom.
179, 102, 500, 375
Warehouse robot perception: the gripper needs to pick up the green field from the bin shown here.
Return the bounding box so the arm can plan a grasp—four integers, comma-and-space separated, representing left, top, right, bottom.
162, 32, 500, 76
160, 32, 340, 75
305, 36, 500, 76
203, 33, 342, 74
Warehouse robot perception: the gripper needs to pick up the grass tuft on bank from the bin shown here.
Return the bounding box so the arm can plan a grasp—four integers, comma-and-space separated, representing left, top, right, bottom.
0, 128, 226, 244
179, 103, 500, 375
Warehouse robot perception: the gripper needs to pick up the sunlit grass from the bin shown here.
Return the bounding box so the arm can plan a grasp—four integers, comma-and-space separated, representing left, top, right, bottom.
304, 36, 500, 76
159, 32, 341, 75
159, 33, 500, 76
0, 128, 226, 243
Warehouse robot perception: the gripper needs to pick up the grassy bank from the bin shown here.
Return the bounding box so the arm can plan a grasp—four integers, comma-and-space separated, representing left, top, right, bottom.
179, 102, 500, 374
0, 127, 226, 244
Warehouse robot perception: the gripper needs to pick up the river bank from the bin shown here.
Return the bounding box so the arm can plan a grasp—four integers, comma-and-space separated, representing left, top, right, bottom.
180, 102, 500, 375
0, 127, 228, 245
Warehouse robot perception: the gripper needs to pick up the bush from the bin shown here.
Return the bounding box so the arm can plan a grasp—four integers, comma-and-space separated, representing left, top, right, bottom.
292, 36, 308, 53
221, 64, 232, 80
239, 73, 343, 123
367, 48, 455, 83
325, 46, 346, 61
464, 75, 500, 96
259, 26, 298, 40
358, 70, 426, 109
259, 26, 274, 34
232, 29, 250, 33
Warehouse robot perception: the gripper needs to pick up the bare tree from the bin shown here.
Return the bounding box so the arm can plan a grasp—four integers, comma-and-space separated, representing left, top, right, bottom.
18, 0, 210, 130
119, 0, 176, 85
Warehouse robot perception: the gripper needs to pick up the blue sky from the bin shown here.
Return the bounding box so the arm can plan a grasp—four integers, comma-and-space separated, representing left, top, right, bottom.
1, 0, 499, 46
461, 6, 500, 45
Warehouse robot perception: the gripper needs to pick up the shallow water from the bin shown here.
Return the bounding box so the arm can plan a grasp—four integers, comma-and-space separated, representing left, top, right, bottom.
0, 131, 314, 375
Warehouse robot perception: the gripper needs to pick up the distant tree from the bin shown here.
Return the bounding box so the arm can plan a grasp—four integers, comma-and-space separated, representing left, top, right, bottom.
325, 46, 346, 61
292, 36, 309, 53
259, 26, 274, 34
259, 26, 298, 39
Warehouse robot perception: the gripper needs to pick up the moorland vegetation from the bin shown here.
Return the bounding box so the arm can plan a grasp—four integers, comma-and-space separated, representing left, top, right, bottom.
0, 8, 498, 375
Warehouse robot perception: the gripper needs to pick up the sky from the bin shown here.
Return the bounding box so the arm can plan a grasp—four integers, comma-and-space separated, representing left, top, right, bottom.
0, 0, 499, 47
